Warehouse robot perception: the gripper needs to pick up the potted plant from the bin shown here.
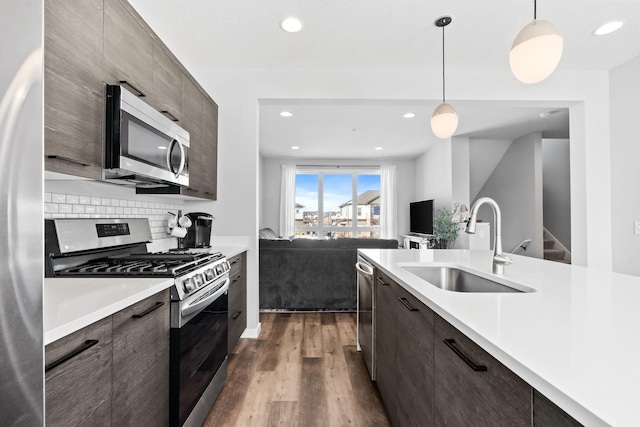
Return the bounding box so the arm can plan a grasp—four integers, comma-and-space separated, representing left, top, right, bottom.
431, 203, 460, 249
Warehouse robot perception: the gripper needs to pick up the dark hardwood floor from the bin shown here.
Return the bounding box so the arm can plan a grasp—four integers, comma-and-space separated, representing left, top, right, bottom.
204, 312, 390, 427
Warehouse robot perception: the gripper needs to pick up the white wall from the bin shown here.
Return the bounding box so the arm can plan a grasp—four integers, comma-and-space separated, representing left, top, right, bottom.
259, 157, 415, 242
469, 138, 513, 200
415, 141, 453, 212
610, 55, 640, 276
542, 139, 571, 251
185, 65, 613, 333
474, 132, 544, 258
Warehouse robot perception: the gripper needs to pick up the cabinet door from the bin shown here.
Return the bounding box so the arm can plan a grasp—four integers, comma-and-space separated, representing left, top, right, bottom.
181, 76, 204, 197
533, 389, 582, 427
201, 99, 218, 200
103, 0, 153, 97
228, 252, 247, 352
395, 285, 435, 426
375, 270, 397, 425
45, 316, 112, 427
44, 0, 104, 180
434, 315, 531, 426
112, 289, 170, 427
151, 42, 183, 122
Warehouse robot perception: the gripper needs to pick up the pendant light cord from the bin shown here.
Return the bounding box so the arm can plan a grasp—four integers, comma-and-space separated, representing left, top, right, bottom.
441, 25, 446, 103
534, 0, 537, 20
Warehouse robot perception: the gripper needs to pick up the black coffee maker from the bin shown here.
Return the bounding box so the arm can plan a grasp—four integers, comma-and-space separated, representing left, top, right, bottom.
182, 212, 214, 248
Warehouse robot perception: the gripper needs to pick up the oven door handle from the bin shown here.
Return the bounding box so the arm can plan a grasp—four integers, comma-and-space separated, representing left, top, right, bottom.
181, 278, 229, 317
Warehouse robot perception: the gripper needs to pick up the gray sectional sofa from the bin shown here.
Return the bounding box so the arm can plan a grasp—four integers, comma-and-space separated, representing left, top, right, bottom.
259, 229, 398, 311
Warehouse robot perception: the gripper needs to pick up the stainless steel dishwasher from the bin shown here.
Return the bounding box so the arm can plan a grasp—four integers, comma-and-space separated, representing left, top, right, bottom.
356, 255, 376, 380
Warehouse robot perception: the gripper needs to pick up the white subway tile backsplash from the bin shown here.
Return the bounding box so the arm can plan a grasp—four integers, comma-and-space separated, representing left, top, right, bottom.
59, 204, 72, 214
52, 193, 66, 203
43, 190, 186, 240
44, 203, 59, 213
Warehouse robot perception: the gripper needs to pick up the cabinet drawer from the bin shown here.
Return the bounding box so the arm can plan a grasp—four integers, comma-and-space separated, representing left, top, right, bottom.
45, 316, 113, 427
433, 315, 531, 426
228, 268, 246, 352
228, 253, 244, 276
112, 289, 170, 427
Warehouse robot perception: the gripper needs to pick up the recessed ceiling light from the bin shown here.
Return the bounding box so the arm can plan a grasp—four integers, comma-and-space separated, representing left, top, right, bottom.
157, 146, 167, 150
593, 21, 623, 36
374, 147, 383, 151
280, 111, 293, 117
539, 109, 562, 119
280, 17, 303, 33
291, 146, 300, 150
403, 113, 416, 118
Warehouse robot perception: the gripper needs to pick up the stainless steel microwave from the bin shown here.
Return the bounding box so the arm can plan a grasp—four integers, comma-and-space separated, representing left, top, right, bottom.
104, 84, 190, 188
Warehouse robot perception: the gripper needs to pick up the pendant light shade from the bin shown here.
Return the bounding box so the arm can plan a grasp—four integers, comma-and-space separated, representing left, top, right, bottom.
431, 103, 458, 139
431, 16, 458, 140
510, 2, 563, 84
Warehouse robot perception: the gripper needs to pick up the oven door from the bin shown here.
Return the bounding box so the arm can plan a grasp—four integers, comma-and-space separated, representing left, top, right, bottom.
170, 278, 229, 427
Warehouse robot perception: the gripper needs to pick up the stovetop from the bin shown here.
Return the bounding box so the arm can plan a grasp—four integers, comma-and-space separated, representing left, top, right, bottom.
54, 251, 223, 278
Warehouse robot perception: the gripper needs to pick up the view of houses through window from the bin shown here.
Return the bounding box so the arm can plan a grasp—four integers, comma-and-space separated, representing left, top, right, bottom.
295, 169, 381, 238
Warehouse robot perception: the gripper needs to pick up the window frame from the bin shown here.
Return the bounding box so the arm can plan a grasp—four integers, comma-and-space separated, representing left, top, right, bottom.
294, 166, 381, 238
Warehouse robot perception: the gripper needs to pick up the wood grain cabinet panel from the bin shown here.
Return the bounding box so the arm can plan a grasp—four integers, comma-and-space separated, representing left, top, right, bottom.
374, 270, 397, 425
433, 315, 531, 427
181, 76, 205, 197
151, 42, 183, 122
45, 316, 113, 427
201, 99, 219, 200
103, 0, 153, 97
44, 0, 104, 180
228, 252, 247, 352
395, 285, 435, 427
112, 289, 170, 427
533, 389, 583, 427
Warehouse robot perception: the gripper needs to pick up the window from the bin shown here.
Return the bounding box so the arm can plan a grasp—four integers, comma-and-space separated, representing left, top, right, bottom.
294, 168, 381, 238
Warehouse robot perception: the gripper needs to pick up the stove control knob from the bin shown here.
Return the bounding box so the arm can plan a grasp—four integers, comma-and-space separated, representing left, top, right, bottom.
204, 269, 215, 281
194, 274, 204, 288
183, 278, 195, 293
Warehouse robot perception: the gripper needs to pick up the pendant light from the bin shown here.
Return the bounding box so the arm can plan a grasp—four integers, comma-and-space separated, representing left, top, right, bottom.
510, 0, 563, 84
431, 16, 458, 140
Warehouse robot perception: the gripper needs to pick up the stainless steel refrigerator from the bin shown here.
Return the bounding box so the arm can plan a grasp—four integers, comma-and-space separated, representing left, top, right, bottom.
0, 0, 44, 425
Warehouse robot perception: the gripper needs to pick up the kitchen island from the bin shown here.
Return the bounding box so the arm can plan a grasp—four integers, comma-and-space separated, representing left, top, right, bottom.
359, 248, 639, 427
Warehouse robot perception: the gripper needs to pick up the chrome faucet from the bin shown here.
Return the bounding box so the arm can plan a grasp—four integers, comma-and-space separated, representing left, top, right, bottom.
465, 197, 512, 275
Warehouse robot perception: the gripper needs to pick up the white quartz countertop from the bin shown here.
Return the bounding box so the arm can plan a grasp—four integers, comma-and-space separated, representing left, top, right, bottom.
44, 245, 248, 345
359, 248, 640, 427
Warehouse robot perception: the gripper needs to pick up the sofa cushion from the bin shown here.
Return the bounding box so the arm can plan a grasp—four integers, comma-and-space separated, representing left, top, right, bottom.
259, 227, 280, 239
291, 238, 337, 249
259, 239, 292, 249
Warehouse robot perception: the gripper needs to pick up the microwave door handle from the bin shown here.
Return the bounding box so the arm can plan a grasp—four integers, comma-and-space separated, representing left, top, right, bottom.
175, 139, 186, 178
166, 139, 177, 175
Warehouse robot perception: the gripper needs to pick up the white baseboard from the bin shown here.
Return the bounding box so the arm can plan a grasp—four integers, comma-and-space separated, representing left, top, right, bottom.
240, 322, 261, 339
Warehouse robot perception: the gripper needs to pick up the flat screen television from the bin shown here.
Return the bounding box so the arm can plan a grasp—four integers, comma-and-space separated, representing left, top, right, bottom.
410, 199, 434, 235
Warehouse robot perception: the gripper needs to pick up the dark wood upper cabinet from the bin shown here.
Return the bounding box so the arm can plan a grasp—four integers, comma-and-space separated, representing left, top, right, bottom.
433, 315, 531, 426
201, 99, 219, 200
44, 0, 104, 180
103, 0, 153, 97
151, 42, 183, 123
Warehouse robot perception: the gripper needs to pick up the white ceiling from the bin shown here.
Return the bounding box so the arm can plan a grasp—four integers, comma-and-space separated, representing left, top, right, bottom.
128, 0, 639, 159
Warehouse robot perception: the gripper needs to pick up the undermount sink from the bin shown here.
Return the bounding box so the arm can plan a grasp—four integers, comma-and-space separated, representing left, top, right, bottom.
402, 266, 534, 293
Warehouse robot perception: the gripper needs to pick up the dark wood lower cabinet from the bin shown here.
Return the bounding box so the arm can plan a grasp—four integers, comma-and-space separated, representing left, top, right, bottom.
533, 389, 583, 427
433, 315, 531, 426
112, 289, 170, 427
374, 271, 397, 425
45, 316, 113, 427
228, 252, 247, 352
45, 289, 171, 426
395, 285, 434, 427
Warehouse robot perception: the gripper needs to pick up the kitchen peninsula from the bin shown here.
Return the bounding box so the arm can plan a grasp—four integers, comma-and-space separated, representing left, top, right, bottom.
359, 248, 638, 426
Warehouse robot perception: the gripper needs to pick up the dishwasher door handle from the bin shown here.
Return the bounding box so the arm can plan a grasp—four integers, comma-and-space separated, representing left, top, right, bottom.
355, 262, 374, 276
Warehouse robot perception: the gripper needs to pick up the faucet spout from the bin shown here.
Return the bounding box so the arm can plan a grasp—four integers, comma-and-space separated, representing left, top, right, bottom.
465, 197, 512, 275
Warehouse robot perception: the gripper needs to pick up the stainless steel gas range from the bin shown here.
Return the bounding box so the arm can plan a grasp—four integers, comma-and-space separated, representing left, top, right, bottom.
45, 218, 229, 427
